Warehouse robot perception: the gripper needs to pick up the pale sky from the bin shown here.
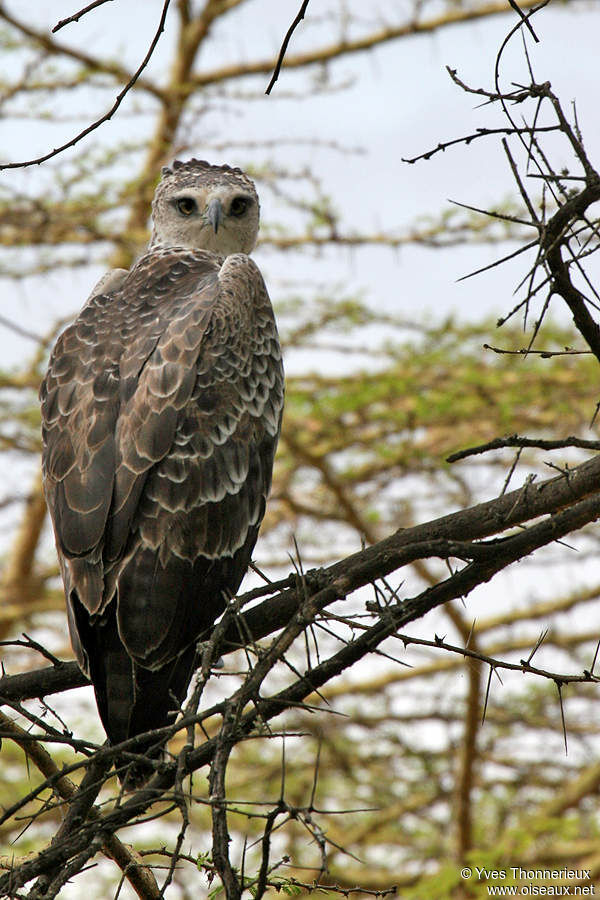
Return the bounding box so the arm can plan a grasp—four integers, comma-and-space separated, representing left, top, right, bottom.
3, 0, 600, 364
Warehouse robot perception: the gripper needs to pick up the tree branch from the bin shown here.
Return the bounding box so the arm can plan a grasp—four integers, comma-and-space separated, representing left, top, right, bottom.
0, 0, 171, 169
52, 0, 115, 33
0, 712, 160, 899
265, 0, 310, 95
191, 0, 573, 89
4, 451, 600, 703
0, 2, 163, 99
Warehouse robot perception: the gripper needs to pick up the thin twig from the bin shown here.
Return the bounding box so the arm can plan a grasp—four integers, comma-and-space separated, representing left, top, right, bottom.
265, 0, 310, 94
1, 0, 171, 170
402, 124, 559, 165
52, 0, 114, 32
448, 434, 600, 463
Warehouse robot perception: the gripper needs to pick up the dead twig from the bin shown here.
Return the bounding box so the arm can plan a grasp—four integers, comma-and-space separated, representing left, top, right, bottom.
1, 0, 171, 170
52, 0, 114, 32
266, 0, 310, 94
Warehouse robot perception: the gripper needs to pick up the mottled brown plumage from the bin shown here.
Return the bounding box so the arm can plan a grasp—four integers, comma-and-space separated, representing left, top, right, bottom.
40, 160, 284, 784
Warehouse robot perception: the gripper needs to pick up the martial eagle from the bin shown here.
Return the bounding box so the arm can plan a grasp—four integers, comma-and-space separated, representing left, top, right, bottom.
40, 159, 284, 785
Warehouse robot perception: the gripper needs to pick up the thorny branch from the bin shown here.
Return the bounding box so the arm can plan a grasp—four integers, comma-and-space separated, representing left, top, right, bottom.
447, 434, 600, 462
5, 449, 600, 708
3, 452, 600, 893
0, 712, 160, 899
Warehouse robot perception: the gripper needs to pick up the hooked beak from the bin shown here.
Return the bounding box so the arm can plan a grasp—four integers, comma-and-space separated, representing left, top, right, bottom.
206, 198, 224, 233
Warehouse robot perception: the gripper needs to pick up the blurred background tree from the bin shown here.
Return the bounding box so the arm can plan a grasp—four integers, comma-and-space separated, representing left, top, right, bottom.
1, 0, 600, 896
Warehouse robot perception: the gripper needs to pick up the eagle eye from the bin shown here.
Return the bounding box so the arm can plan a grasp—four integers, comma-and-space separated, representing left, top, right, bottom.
230, 196, 250, 217
176, 197, 197, 216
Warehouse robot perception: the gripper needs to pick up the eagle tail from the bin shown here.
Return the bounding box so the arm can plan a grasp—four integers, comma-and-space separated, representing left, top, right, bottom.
80, 606, 198, 787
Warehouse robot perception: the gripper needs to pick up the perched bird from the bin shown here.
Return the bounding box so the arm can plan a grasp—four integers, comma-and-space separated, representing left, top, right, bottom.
40, 159, 284, 784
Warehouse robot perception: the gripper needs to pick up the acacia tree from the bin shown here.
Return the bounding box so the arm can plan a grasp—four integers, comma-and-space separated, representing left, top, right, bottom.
1, 1, 600, 897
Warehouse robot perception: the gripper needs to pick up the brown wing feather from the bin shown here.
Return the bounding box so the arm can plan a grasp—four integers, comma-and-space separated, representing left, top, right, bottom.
113, 254, 284, 668
41, 247, 284, 758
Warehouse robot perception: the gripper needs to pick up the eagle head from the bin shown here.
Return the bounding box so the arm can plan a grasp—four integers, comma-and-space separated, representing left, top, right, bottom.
150, 158, 260, 256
